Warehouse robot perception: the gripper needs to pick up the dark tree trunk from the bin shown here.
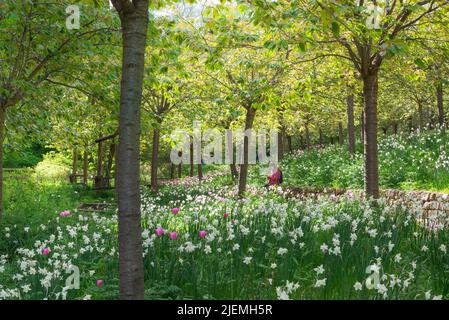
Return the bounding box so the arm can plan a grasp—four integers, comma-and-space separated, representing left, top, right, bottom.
112, 0, 149, 300
177, 150, 182, 178
362, 72, 380, 199
278, 126, 285, 161
382, 127, 388, 135
361, 98, 365, 147
72, 149, 78, 177
318, 128, 323, 145
150, 128, 160, 192
198, 164, 203, 181
299, 134, 304, 150
230, 164, 238, 179
189, 140, 194, 177
347, 94, 356, 155
83, 149, 88, 185
238, 106, 256, 197
95, 141, 103, 187
0, 107, 4, 219
418, 101, 424, 131
170, 163, 175, 179
338, 121, 344, 145
286, 135, 292, 152
393, 122, 399, 135
437, 82, 445, 130
305, 124, 310, 149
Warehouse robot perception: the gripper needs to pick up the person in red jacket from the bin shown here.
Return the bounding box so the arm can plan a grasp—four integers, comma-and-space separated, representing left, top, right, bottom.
265, 163, 283, 187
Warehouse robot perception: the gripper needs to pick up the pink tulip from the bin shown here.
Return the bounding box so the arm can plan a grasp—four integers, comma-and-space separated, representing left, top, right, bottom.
223, 212, 230, 218
172, 208, 180, 215
96, 279, 104, 287
42, 248, 50, 255
59, 210, 71, 217
155, 227, 164, 236
199, 230, 206, 238
169, 231, 178, 240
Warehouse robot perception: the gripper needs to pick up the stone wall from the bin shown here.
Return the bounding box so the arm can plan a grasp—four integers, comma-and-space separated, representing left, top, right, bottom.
282, 186, 449, 226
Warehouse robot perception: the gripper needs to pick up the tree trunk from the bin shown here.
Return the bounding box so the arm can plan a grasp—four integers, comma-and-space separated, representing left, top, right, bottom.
113, 0, 149, 300
72, 149, 78, 177
170, 163, 175, 179
338, 121, 344, 145
362, 72, 380, 199
305, 125, 310, 149
437, 82, 445, 131
96, 141, 103, 178
178, 163, 182, 178
238, 106, 256, 197
286, 135, 292, 152
230, 164, 238, 179
278, 126, 285, 161
0, 107, 5, 219
189, 140, 194, 177
198, 164, 203, 181
361, 100, 365, 147
83, 149, 88, 185
393, 122, 399, 135
299, 134, 304, 150
418, 101, 424, 131
347, 94, 356, 155
318, 128, 323, 145
150, 128, 160, 192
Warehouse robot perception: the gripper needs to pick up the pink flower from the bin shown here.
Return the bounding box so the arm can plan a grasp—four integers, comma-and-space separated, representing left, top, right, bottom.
59, 210, 71, 217
223, 212, 230, 218
155, 227, 164, 236
42, 248, 50, 255
169, 231, 178, 240
171, 208, 180, 215
199, 230, 206, 238
96, 279, 104, 287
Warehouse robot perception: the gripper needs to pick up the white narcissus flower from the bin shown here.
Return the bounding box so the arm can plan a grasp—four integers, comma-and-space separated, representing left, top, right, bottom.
277, 248, 288, 256
314, 278, 326, 288
353, 282, 362, 291
313, 265, 325, 275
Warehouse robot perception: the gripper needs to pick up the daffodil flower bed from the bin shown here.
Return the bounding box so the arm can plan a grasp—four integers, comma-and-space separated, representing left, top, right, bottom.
1, 178, 448, 300
272, 129, 449, 192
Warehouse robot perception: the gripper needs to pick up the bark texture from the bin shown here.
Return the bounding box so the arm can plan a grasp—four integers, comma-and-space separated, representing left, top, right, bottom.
238, 106, 256, 197
363, 73, 380, 199
347, 94, 355, 155
112, 0, 149, 300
